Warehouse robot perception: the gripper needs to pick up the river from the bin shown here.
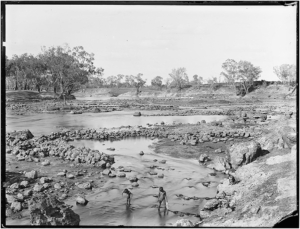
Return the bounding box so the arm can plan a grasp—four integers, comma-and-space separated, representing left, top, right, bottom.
6, 111, 228, 226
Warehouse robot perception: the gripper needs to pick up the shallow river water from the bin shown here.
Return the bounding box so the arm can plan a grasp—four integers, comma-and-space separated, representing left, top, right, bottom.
6, 111, 227, 226
6, 110, 227, 137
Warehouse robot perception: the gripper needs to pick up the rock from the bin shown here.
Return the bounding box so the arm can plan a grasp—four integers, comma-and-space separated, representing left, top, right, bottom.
203, 199, 220, 211
128, 176, 138, 182
6, 195, 16, 204
20, 181, 29, 188
159, 160, 167, 164
29, 194, 80, 226
54, 183, 61, 189
33, 184, 44, 192
131, 182, 139, 187
76, 196, 88, 205
107, 148, 115, 151
149, 171, 158, 175
25, 170, 38, 179
158, 174, 164, 178
57, 172, 66, 177
174, 219, 194, 227
40, 177, 52, 184
17, 193, 24, 201
139, 151, 144, 155
102, 169, 111, 175
41, 160, 50, 166
207, 156, 230, 172
199, 154, 209, 163
109, 172, 116, 178
10, 183, 20, 189
67, 174, 75, 179
215, 148, 222, 153
11, 201, 22, 212
9, 129, 34, 141
6, 149, 12, 154
93, 108, 100, 113
59, 194, 68, 200
133, 112, 141, 117
24, 189, 33, 197
117, 173, 126, 177
77, 182, 92, 189
229, 141, 262, 169
43, 183, 50, 189
199, 210, 211, 218
201, 120, 206, 123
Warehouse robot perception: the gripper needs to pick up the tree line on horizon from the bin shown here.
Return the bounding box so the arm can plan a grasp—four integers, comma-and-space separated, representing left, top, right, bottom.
5, 44, 296, 96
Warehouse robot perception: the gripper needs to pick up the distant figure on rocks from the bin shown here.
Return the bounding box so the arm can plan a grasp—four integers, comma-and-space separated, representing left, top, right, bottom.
122, 188, 132, 205
158, 187, 168, 210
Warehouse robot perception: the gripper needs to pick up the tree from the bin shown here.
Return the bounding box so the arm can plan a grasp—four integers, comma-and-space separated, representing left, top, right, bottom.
40, 44, 102, 95
164, 77, 172, 89
207, 76, 218, 91
192, 74, 203, 85
169, 67, 189, 92
220, 59, 239, 88
237, 60, 262, 94
131, 73, 146, 97
151, 76, 163, 90
273, 64, 296, 85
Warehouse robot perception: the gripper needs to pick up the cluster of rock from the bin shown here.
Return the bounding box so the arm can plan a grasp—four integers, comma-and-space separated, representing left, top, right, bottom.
29, 194, 80, 226
6, 130, 115, 168
168, 128, 256, 146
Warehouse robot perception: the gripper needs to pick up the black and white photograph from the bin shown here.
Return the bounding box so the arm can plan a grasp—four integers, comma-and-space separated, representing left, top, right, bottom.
2, 2, 298, 227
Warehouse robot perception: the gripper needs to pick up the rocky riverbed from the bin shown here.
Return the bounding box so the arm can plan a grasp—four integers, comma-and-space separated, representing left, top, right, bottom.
4, 93, 298, 226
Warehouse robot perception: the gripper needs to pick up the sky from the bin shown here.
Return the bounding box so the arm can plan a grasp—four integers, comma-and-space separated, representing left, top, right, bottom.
5, 4, 297, 83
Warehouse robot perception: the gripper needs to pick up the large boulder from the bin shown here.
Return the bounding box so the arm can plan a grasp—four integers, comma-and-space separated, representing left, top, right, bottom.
29, 194, 80, 226
228, 141, 262, 169
25, 170, 38, 179
9, 130, 34, 141
207, 156, 231, 171
203, 199, 220, 211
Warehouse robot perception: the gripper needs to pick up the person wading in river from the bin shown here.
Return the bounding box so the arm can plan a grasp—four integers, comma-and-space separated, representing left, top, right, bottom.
122, 188, 132, 205
157, 187, 168, 210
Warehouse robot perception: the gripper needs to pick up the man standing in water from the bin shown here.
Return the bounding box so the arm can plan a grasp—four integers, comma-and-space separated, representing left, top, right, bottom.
122, 188, 132, 205
158, 187, 168, 210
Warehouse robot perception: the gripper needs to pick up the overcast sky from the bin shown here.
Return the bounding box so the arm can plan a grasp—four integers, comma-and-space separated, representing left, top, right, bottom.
6, 4, 297, 82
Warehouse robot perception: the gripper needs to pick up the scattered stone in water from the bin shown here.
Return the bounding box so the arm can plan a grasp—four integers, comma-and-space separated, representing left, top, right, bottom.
131, 182, 139, 187
117, 173, 126, 177
41, 160, 50, 166
159, 160, 167, 164
107, 148, 115, 151
149, 171, 158, 175
76, 195, 88, 205
158, 174, 164, 178
139, 151, 144, 156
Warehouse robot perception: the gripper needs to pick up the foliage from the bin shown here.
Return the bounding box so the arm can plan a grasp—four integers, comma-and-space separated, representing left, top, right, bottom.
151, 76, 163, 90
169, 67, 189, 92
6, 44, 103, 95
192, 74, 203, 85
273, 64, 296, 85
131, 73, 147, 96
220, 59, 239, 87
220, 59, 262, 95
237, 60, 262, 94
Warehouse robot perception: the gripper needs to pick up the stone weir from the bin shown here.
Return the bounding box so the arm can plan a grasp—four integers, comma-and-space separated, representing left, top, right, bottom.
6, 130, 115, 169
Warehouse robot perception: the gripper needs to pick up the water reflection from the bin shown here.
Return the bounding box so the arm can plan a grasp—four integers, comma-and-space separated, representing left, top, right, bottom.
125, 205, 133, 226
158, 208, 168, 226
